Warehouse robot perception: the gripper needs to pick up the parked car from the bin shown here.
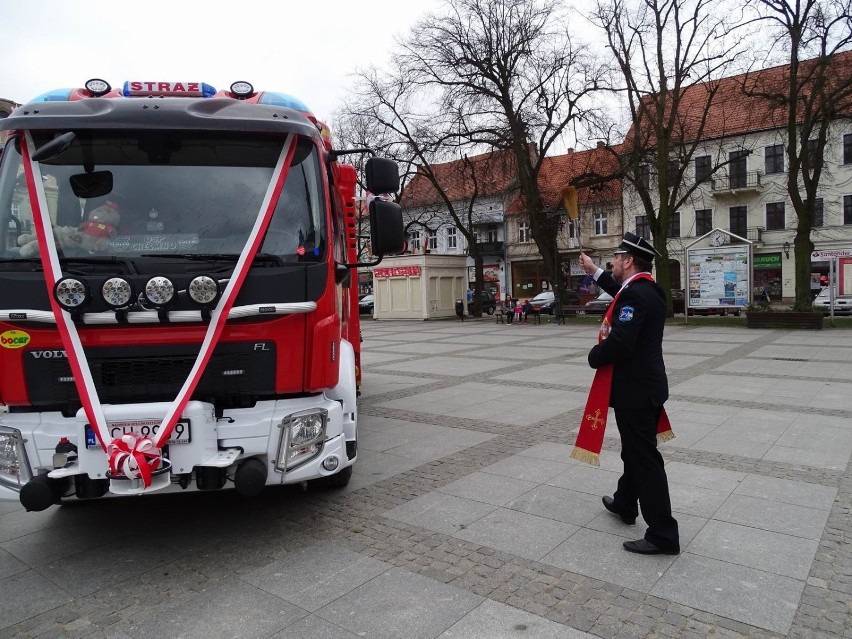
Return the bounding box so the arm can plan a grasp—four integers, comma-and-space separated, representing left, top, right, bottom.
584, 291, 613, 315
671, 289, 685, 315
813, 288, 852, 315
359, 294, 374, 314
468, 291, 497, 315
528, 289, 581, 314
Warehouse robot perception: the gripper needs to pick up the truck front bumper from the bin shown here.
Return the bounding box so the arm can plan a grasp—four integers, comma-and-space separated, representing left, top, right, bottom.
0, 396, 355, 502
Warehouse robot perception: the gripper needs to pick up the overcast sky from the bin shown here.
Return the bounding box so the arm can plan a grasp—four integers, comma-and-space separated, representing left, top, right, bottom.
1, 0, 443, 122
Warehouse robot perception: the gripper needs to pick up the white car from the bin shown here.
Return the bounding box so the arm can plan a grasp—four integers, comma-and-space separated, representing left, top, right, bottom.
813, 288, 852, 315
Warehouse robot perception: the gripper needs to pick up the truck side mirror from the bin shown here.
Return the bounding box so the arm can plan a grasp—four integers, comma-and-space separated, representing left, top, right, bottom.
365, 158, 400, 195
369, 199, 404, 256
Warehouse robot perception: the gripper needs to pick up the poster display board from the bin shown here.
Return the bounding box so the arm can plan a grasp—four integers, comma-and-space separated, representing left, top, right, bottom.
686, 245, 751, 311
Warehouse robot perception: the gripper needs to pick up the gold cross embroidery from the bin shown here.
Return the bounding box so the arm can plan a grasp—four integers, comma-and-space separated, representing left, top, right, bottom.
585, 408, 605, 430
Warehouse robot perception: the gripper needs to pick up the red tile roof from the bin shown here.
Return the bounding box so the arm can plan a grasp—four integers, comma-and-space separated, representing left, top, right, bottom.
400, 149, 518, 209
627, 49, 852, 146
506, 145, 623, 215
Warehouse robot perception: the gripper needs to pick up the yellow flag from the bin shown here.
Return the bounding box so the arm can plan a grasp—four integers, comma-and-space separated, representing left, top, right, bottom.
561, 185, 579, 220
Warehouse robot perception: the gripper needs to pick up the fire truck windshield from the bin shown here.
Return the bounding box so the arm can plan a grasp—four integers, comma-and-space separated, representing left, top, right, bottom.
0, 132, 326, 265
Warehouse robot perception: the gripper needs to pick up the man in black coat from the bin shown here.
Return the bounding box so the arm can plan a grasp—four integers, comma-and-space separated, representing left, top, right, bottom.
578, 233, 679, 555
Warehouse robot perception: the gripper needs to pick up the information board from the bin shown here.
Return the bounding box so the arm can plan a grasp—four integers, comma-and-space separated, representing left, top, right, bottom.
686, 245, 751, 310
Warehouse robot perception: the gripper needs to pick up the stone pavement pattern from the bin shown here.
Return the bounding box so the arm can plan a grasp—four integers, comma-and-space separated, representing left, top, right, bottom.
0, 320, 850, 638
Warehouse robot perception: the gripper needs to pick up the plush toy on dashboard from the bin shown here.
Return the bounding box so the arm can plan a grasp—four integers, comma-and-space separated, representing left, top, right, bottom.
79, 200, 121, 252
17, 225, 83, 258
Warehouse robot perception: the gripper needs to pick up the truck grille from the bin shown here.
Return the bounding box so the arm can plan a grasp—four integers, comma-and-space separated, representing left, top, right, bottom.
23, 342, 276, 407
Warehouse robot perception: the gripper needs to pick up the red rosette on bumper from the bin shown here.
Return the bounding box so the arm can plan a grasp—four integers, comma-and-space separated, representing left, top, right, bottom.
107, 434, 161, 487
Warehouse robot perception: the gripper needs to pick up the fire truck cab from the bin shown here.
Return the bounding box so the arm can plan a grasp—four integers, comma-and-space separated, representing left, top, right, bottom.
0, 79, 403, 509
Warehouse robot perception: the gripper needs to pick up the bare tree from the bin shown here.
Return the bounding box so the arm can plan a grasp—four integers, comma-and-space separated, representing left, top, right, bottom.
401, 0, 604, 307
741, 0, 852, 310
335, 63, 507, 316
591, 0, 744, 310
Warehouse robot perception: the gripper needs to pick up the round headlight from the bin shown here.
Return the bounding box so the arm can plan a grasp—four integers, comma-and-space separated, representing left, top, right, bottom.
101, 277, 135, 309
144, 276, 176, 308
230, 81, 254, 98
85, 78, 111, 97
187, 275, 219, 307
54, 277, 90, 312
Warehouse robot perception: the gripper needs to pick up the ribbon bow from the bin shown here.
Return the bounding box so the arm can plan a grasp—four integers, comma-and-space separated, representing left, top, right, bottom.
107, 434, 161, 486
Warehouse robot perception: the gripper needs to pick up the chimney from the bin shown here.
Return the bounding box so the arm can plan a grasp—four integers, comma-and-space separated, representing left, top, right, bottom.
567, 148, 574, 154
596, 141, 605, 148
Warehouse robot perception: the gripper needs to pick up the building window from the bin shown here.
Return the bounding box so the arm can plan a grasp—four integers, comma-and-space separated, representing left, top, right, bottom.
729, 150, 748, 189
635, 215, 650, 239
638, 164, 650, 190
478, 224, 498, 243
668, 211, 681, 238
766, 201, 785, 230
765, 144, 784, 174
844, 134, 852, 165
695, 155, 711, 183
729, 206, 747, 237
427, 229, 437, 250
519, 221, 531, 243
807, 139, 823, 170
813, 198, 824, 227
594, 212, 608, 236
695, 209, 712, 236
844, 195, 852, 225
409, 231, 421, 252
667, 159, 679, 185
446, 226, 457, 250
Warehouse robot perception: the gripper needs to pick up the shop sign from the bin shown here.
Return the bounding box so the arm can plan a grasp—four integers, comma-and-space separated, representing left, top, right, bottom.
374, 266, 421, 278
812, 249, 852, 259
752, 253, 781, 269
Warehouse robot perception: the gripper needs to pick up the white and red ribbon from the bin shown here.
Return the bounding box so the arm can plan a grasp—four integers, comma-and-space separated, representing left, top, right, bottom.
22, 131, 297, 487
107, 434, 161, 486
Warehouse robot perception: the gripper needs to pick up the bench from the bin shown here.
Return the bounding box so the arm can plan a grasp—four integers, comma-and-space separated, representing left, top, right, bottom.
554, 305, 586, 324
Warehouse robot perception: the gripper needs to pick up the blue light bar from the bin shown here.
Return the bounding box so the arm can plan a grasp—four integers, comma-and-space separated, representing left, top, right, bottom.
30, 89, 73, 103
258, 92, 311, 112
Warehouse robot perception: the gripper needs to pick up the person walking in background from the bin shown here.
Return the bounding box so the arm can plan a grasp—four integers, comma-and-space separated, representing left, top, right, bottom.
574, 232, 680, 555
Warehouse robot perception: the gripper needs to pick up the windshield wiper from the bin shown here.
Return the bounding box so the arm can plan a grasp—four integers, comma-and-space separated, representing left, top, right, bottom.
140, 252, 285, 266
0, 256, 138, 272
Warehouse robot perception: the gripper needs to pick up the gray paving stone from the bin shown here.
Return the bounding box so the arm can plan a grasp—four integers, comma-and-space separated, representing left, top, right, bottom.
317, 566, 483, 639
651, 553, 805, 635
438, 599, 596, 638
241, 542, 390, 612
686, 520, 819, 580
714, 493, 830, 540
125, 578, 307, 638
270, 614, 363, 638
732, 473, 838, 511
33, 534, 184, 597
481, 455, 573, 484
0, 546, 27, 579
453, 507, 579, 561
0, 570, 72, 630
542, 528, 677, 592
505, 484, 603, 527
382, 492, 497, 535
437, 471, 539, 506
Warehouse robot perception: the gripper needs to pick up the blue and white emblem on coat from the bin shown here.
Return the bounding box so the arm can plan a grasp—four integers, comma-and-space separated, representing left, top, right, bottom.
618, 306, 635, 322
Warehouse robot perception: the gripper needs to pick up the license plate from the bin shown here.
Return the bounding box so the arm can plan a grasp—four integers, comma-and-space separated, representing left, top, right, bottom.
85, 419, 191, 449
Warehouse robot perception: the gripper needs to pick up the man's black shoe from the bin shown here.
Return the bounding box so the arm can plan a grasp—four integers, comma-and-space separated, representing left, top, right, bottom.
602, 496, 636, 525
623, 539, 680, 555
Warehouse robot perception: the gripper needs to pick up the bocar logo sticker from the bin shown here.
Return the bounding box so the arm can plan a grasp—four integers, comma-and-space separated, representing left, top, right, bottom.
0, 330, 31, 349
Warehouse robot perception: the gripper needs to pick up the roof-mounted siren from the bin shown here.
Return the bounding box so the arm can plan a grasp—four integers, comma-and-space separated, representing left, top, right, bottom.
84, 78, 112, 97
229, 81, 255, 100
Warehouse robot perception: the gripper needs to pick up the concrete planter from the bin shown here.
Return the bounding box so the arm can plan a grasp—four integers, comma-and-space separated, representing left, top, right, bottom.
745, 311, 824, 329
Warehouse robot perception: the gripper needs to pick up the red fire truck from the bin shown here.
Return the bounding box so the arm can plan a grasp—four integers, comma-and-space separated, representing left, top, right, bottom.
0, 79, 403, 510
